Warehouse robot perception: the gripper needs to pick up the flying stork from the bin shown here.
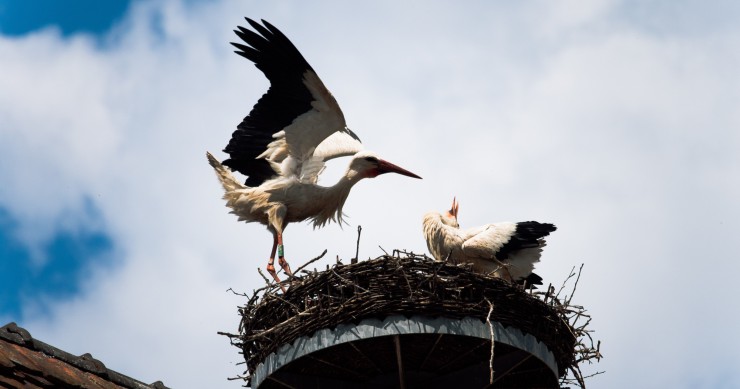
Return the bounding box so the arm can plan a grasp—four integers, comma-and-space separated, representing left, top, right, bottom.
207, 18, 421, 292
422, 198, 555, 287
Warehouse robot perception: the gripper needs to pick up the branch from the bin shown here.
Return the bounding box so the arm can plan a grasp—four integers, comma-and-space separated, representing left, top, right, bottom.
352, 225, 362, 264
293, 249, 328, 275
485, 298, 495, 384
566, 263, 585, 305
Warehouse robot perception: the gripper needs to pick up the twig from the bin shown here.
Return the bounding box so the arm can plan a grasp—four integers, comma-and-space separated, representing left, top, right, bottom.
257, 268, 271, 286
581, 370, 605, 379
245, 305, 320, 339
566, 263, 585, 305
485, 298, 495, 384
443, 250, 453, 263
226, 374, 249, 381
216, 331, 239, 339
555, 266, 577, 300
330, 269, 370, 293
352, 225, 362, 264
226, 287, 248, 297
293, 249, 328, 275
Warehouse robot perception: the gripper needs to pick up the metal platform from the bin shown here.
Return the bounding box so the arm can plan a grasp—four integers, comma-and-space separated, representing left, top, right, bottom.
252, 315, 559, 388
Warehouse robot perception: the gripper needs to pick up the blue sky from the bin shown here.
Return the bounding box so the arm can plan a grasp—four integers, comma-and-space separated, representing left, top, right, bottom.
0, 0, 130, 36
0, 0, 127, 319
1, 1, 740, 388
0, 202, 114, 318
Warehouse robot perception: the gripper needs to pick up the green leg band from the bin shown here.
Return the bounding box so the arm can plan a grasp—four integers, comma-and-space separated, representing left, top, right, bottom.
278, 244, 284, 257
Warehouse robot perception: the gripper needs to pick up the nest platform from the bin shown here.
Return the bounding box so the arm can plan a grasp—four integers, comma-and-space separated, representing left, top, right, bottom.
223, 252, 599, 388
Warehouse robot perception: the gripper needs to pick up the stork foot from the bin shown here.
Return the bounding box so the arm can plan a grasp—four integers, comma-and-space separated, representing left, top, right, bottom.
278, 257, 293, 277
266, 262, 287, 293
278, 256, 294, 290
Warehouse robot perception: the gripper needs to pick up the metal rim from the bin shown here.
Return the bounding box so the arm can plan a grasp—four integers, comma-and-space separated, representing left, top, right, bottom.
252, 314, 558, 388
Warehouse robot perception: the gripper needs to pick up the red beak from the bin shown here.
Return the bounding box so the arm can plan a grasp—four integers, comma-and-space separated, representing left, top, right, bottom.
446, 197, 459, 220
376, 159, 422, 179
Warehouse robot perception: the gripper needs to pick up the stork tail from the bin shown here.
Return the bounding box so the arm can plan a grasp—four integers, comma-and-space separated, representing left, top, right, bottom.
505, 247, 544, 281
207, 151, 245, 192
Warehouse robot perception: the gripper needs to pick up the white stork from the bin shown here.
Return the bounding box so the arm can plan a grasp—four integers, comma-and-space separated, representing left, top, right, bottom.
207, 18, 421, 292
422, 198, 555, 286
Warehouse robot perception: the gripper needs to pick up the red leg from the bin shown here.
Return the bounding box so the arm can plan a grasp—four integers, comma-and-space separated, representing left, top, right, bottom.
265, 234, 287, 293
277, 233, 293, 279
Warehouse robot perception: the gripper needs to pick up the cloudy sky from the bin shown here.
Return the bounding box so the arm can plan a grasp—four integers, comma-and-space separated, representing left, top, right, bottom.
1, 0, 739, 387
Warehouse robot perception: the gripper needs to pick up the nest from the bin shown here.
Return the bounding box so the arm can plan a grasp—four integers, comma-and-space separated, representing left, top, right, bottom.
221, 250, 602, 388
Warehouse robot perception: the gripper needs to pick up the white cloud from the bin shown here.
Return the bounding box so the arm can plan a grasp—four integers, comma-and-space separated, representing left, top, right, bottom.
1, 0, 739, 387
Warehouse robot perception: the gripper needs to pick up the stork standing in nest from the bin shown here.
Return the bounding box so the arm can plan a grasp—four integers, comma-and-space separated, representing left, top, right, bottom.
422, 198, 555, 287
208, 18, 421, 292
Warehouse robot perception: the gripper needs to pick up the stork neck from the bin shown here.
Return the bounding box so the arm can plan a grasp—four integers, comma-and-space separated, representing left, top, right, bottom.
423, 213, 451, 261
328, 174, 360, 202
310, 174, 362, 228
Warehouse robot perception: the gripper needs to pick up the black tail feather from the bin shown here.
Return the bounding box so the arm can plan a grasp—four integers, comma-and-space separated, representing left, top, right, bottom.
518, 272, 543, 288
498, 221, 556, 259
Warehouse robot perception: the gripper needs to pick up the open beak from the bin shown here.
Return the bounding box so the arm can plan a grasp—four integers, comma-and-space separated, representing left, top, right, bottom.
446, 197, 459, 220
377, 159, 422, 179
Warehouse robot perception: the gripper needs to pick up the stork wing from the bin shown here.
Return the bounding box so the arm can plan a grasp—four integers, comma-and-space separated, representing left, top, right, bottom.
313, 129, 364, 160
461, 221, 556, 260
297, 129, 365, 184
222, 18, 358, 186
460, 222, 518, 259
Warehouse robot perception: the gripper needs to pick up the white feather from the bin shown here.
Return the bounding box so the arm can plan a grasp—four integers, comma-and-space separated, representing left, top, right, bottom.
256, 70, 355, 180
460, 222, 517, 258
313, 129, 364, 160
422, 212, 545, 283
299, 155, 326, 184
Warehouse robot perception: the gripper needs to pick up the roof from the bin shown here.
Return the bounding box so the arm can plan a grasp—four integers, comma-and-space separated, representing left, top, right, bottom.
0, 322, 169, 389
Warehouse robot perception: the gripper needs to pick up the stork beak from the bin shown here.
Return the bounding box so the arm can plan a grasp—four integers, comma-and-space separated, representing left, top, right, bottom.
446, 196, 459, 220
377, 159, 422, 179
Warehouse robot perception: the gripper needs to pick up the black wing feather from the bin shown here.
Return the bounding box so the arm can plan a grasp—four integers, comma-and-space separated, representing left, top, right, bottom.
497, 221, 557, 259
518, 272, 543, 287
222, 18, 316, 187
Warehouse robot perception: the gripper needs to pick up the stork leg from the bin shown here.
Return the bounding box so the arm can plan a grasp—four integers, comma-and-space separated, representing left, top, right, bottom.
266, 207, 290, 292
277, 233, 294, 280
266, 234, 287, 293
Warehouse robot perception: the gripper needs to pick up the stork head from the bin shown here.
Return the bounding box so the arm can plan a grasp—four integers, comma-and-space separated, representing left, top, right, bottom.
348, 151, 422, 180
441, 197, 460, 227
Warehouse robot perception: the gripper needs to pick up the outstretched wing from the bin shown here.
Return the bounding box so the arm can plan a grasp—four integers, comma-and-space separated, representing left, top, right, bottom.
222, 18, 361, 186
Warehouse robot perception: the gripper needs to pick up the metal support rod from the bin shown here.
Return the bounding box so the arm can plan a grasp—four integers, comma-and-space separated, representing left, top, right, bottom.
419, 333, 444, 370
492, 354, 533, 385
394, 335, 406, 389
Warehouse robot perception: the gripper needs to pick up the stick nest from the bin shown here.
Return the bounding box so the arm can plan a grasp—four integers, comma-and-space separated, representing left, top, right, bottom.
221, 250, 602, 388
